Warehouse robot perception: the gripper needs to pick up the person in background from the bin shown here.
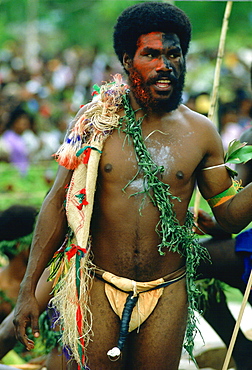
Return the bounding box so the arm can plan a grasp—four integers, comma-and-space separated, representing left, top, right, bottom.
0, 205, 65, 369
0, 107, 34, 176
0, 204, 37, 323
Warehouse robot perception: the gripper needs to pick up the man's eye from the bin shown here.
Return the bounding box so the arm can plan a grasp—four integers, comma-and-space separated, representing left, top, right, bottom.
146, 54, 154, 58
170, 54, 180, 59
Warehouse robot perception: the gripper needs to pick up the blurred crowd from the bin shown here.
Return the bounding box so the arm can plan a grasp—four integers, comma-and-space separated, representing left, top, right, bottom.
184, 45, 252, 150
0, 33, 251, 370
186, 88, 252, 151
0, 42, 120, 176
0, 40, 251, 177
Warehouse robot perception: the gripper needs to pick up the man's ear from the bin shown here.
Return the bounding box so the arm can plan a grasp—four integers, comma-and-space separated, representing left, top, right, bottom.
123, 53, 132, 72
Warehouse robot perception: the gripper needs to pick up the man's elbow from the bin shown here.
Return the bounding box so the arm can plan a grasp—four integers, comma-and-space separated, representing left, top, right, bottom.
218, 219, 249, 235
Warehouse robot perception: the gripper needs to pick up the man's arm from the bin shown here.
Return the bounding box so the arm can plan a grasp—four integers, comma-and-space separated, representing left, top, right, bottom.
196, 126, 252, 238
13, 165, 72, 349
0, 268, 54, 358
196, 124, 252, 234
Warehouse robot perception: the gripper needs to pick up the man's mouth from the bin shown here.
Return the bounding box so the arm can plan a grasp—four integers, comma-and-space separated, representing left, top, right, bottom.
155, 79, 172, 91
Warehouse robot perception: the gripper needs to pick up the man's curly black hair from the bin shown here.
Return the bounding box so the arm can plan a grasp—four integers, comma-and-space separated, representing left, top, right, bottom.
113, 1, 191, 65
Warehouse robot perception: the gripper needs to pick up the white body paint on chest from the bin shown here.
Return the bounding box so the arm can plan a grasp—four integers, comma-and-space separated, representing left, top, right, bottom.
128, 143, 174, 193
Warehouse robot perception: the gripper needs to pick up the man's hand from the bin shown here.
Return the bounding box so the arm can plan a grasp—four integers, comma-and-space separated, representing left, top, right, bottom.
194, 209, 217, 235
13, 293, 40, 350
194, 208, 232, 239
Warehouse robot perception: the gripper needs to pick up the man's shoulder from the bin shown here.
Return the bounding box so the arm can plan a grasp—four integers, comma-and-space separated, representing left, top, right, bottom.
178, 104, 217, 129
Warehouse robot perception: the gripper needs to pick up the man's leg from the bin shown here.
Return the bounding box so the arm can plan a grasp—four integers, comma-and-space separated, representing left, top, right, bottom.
198, 238, 245, 288
46, 347, 66, 370
198, 237, 252, 370
66, 277, 126, 370
201, 286, 252, 370
0, 311, 16, 359
126, 278, 188, 370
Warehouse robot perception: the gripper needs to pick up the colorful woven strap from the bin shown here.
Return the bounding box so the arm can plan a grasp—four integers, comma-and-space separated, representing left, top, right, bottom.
207, 183, 237, 208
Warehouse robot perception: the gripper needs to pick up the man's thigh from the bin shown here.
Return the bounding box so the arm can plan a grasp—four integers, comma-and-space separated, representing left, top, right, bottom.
126, 278, 188, 370
46, 347, 67, 370
86, 277, 127, 370
66, 276, 188, 370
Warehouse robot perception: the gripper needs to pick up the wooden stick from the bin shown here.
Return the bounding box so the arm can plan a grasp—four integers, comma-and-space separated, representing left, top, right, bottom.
193, 4, 252, 369
208, 1, 233, 124
222, 16, 252, 370
194, 1, 233, 219
222, 268, 252, 370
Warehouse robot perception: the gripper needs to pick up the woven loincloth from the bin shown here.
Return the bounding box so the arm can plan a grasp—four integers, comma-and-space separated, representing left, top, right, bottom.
95, 265, 186, 332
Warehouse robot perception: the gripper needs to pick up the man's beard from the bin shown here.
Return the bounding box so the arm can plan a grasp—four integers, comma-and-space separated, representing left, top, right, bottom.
128, 68, 185, 113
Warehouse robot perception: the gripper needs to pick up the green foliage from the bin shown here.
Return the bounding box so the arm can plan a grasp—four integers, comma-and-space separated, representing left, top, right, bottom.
1, 350, 26, 366
223, 140, 252, 177
0, 161, 57, 211
175, 1, 252, 47
176, 1, 227, 34
1, 0, 251, 55
225, 140, 252, 165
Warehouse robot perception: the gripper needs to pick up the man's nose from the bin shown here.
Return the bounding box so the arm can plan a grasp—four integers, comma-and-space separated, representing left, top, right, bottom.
156, 56, 173, 72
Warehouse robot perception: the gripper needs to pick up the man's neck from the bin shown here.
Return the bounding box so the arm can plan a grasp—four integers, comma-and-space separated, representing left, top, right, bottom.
128, 90, 179, 122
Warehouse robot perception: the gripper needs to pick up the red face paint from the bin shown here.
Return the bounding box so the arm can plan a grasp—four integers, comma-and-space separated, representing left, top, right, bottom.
128, 32, 185, 112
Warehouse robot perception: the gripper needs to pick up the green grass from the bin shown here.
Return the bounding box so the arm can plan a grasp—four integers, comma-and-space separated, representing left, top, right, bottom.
0, 161, 58, 211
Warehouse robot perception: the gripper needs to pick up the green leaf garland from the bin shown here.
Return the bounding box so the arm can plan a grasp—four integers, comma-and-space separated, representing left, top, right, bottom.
224, 139, 252, 178
120, 93, 209, 362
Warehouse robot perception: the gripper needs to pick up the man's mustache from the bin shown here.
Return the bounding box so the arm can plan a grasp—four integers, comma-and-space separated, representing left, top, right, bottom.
148, 72, 178, 86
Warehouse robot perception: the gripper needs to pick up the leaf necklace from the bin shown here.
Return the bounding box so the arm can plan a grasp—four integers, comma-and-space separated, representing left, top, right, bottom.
120, 93, 209, 361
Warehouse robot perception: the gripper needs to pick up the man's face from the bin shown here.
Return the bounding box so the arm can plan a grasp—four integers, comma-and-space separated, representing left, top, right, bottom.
126, 32, 186, 113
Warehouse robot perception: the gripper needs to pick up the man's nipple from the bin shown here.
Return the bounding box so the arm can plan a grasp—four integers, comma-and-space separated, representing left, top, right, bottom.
104, 163, 113, 173
176, 170, 184, 180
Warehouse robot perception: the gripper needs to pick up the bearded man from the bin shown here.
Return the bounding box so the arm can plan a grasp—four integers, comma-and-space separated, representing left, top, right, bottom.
13, 3, 252, 370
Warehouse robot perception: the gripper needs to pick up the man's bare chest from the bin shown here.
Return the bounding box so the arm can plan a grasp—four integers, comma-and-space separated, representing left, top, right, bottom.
99, 128, 203, 191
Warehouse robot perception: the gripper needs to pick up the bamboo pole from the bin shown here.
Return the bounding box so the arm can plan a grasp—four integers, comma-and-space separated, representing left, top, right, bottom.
194, 1, 233, 218
221, 269, 252, 370
193, 3, 252, 369
222, 39, 252, 370
207, 1, 233, 123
